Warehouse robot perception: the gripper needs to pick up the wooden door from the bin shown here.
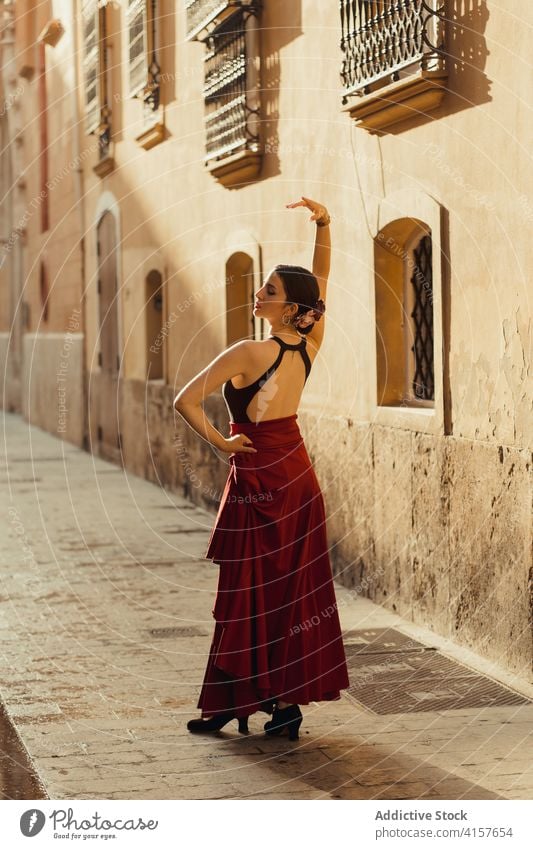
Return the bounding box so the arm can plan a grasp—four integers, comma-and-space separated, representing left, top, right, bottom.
96, 211, 121, 463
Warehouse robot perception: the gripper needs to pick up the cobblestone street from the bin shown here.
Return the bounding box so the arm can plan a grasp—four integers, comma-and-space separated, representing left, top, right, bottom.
1, 412, 532, 801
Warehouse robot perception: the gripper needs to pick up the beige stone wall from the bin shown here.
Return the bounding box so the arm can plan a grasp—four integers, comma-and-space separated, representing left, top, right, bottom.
22, 332, 84, 446
20, 0, 84, 337
306, 410, 531, 676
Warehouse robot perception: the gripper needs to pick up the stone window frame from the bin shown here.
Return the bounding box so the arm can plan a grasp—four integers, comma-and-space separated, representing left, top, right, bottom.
223, 230, 263, 343
372, 189, 447, 435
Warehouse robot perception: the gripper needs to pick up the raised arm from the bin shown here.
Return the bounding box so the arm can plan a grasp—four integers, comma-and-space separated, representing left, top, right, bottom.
286, 196, 331, 348
311, 213, 331, 298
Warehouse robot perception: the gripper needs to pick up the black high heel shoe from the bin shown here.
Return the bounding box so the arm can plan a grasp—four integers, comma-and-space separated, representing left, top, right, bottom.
264, 704, 302, 741
187, 712, 249, 734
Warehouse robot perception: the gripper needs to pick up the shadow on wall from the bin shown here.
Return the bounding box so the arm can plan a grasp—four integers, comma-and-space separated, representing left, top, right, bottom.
389, 0, 492, 136
261, 1, 491, 147
105, 0, 177, 143
442, 0, 492, 112
259, 0, 302, 182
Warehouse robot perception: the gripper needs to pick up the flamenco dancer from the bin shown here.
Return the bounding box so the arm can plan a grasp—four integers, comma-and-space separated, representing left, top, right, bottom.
174, 196, 350, 741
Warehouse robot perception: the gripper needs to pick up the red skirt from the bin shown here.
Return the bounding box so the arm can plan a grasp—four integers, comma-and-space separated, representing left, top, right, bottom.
197, 413, 350, 718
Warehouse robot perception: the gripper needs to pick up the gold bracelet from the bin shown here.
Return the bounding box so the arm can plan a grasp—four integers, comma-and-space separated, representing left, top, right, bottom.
316, 214, 331, 228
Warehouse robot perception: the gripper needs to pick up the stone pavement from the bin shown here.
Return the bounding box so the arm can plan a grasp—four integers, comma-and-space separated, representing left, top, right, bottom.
1, 411, 532, 800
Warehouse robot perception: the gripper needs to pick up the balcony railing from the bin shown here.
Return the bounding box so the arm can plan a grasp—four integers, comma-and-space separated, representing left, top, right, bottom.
340, 0, 445, 98
185, 0, 259, 41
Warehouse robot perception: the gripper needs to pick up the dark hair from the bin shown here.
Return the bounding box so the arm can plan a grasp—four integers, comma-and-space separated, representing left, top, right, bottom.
274, 264, 320, 335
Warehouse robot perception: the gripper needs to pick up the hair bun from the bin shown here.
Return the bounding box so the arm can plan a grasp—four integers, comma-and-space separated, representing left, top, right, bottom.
293, 298, 326, 329
314, 298, 326, 317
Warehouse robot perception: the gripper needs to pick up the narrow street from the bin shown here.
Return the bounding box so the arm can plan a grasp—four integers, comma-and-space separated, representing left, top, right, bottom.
1, 412, 532, 801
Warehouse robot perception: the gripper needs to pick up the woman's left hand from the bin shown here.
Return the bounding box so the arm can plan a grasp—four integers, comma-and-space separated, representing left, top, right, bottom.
286, 196, 329, 223
221, 434, 258, 454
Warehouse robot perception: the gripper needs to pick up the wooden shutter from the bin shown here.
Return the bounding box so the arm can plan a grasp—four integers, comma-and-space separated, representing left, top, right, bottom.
82, 0, 99, 133
127, 0, 147, 97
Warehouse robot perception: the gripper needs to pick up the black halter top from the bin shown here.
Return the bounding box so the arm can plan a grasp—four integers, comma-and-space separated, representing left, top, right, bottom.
223, 335, 312, 423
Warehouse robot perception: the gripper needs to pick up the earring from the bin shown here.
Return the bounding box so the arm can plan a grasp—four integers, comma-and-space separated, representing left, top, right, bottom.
281, 313, 292, 325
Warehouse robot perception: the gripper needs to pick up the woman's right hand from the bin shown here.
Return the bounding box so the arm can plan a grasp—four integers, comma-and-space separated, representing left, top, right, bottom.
221, 434, 258, 454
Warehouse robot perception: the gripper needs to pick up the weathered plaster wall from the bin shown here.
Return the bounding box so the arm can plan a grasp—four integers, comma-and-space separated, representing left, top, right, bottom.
22, 333, 84, 447
299, 411, 531, 678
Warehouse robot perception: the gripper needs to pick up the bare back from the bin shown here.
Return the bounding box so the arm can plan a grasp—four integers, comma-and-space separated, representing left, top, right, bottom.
223, 336, 318, 424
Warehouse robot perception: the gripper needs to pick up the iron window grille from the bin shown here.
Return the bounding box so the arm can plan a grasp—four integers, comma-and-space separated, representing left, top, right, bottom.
203, 9, 260, 162
408, 233, 434, 402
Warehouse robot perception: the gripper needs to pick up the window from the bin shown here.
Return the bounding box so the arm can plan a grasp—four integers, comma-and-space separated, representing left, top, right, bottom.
128, 0, 163, 148
204, 13, 250, 162
375, 219, 434, 409
186, 1, 262, 186
372, 191, 448, 434
407, 233, 434, 403
225, 252, 256, 345
127, 0, 147, 98
82, 0, 99, 134
127, 0, 161, 112
82, 1, 113, 172
339, 0, 447, 132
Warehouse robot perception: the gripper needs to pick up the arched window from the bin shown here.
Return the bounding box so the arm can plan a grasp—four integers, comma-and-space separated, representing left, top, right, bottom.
374, 218, 434, 408
225, 251, 255, 345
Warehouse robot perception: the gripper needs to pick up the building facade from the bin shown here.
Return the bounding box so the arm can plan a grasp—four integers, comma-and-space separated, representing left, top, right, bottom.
0, 1, 531, 681
1, 0, 85, 443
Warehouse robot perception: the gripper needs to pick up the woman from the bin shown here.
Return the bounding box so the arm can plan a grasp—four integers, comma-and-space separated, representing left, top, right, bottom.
174, 196, 350, 741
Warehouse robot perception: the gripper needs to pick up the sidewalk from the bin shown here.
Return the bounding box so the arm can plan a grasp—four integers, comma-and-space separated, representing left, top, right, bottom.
1, 411, 532, 801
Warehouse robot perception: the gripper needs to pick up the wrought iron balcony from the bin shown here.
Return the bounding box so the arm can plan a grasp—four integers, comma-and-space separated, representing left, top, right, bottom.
185, 0, 260, 42
340, 0, 447, 131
